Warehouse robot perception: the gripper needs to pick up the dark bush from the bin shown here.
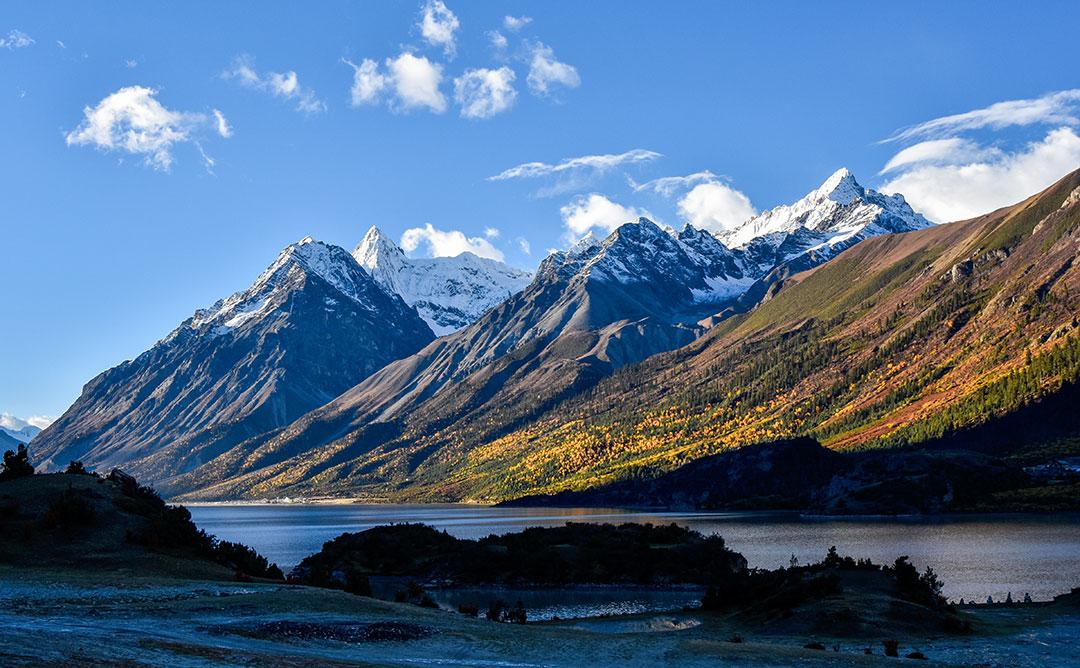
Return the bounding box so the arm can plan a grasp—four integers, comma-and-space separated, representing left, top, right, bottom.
114, 470, 281, 579
485, 599, 526, 623
0, 444, 35, 482
883, 639, 899, 657
42, 487, 97, 529
458, 603, 480, 617
418, 594, 439, 609
64, 461, 93, 475
486, 599, 508, 621
888, 556, 946, 609
214, 540, 285, 581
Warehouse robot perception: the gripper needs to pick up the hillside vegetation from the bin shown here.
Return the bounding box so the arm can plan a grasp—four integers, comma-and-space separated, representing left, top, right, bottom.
171, 169, 1080, 504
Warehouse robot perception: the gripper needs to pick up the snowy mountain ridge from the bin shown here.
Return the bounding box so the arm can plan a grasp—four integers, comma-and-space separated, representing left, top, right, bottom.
353, 226, 532, 336
0, 414, 46, 444
719, 167, 931, 252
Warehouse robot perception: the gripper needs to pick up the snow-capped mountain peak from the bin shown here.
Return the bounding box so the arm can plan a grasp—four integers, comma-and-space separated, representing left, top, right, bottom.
187, 237, 383, 335
352, 226, 532, 336
0, 413, 50, 444
816, 167, 861, 204
718, 168, 931, 253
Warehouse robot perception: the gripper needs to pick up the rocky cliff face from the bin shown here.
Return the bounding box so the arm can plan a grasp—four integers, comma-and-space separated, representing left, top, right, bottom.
31, 237, 434, 489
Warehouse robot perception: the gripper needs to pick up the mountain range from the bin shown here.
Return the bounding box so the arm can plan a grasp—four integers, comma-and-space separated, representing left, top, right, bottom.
353, 226, 533, 335
0, 415, 43, 445
29, 167, 1080, 505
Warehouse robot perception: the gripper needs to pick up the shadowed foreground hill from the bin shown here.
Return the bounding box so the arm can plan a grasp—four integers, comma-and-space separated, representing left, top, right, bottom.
0, 470, 282, 580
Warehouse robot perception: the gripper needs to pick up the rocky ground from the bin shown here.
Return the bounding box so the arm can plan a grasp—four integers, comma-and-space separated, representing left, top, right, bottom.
3, 567, 1079, 667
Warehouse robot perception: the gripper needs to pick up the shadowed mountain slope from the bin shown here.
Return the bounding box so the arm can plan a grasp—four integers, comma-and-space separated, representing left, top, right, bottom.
31, 238, 435, 488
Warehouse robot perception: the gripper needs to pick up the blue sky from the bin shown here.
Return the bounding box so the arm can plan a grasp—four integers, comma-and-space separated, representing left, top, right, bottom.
2, 0, 1080, 421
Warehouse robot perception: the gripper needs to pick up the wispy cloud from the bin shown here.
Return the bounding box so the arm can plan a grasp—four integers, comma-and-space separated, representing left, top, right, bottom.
631, 170, 721, 197
526, 42, 580, 97
488, 30, 508, 53
65, 86, 226, 171
212, 109, 232, 138
878, 89, 1080, 222
489, 149, 662, 181
401, 223, 504, 261
503, 15, 532, 32
223, 56, 326, 114
0, 29, 34, 50
418, 0, 460, 58
883, 89, 1080, 143
345, 53, 447, 114
878, 137, 1006, 175
454, 67, 516, 119
880, 127, 1080, 223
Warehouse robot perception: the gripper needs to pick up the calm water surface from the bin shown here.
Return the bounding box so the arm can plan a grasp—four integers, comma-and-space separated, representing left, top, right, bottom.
188, 504, 1080, 604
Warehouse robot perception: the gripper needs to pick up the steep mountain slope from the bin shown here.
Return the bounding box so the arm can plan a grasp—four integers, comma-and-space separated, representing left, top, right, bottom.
0, 430, 21, 450
698, 168, 931, 311
31, 238, 434, 487
353, 227, 532, 335
440, 167, 1080, 501
188, 167, 1080, 502
169, 218, 760, 499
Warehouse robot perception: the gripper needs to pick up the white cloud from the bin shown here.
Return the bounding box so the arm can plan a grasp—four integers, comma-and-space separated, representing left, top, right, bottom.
885, 89, 1080, 143
517, 237, 531, 255
1, 413, 54, 430
401, 224, 504, 261
503, 15, 532, 32
676, 182, 757, 233
489, 149, 661, 181
454, 67, 516, 119
56, 40, 66, 49
345, 53, 446, 113
880, 127, 1080, 223
488, 30, 508, 52
125, 58, 138, 69
879, 138, 1001, 174
632, 170, 721, 197
419, 0, 460, 58
526, 42, 580, 96
387, 53, 446, 112
345, 58, 389, 106
65, 86, 218, 171
223, 56, 326, 114
212, 109, 232, 138
560, 193, 652, 237
0, 29, 34, 50
484, 227, 500, 238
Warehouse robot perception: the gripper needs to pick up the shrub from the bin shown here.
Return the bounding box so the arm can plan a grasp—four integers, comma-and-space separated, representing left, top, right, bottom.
485, 599, 526, 623
458, 603, 480, 617
883, 639, 899, 657
889, 556, 946, 609
214, 540, 285, 581
64, 461, 93, 475
42, 487, 97, 530
0, 445, 35, 482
